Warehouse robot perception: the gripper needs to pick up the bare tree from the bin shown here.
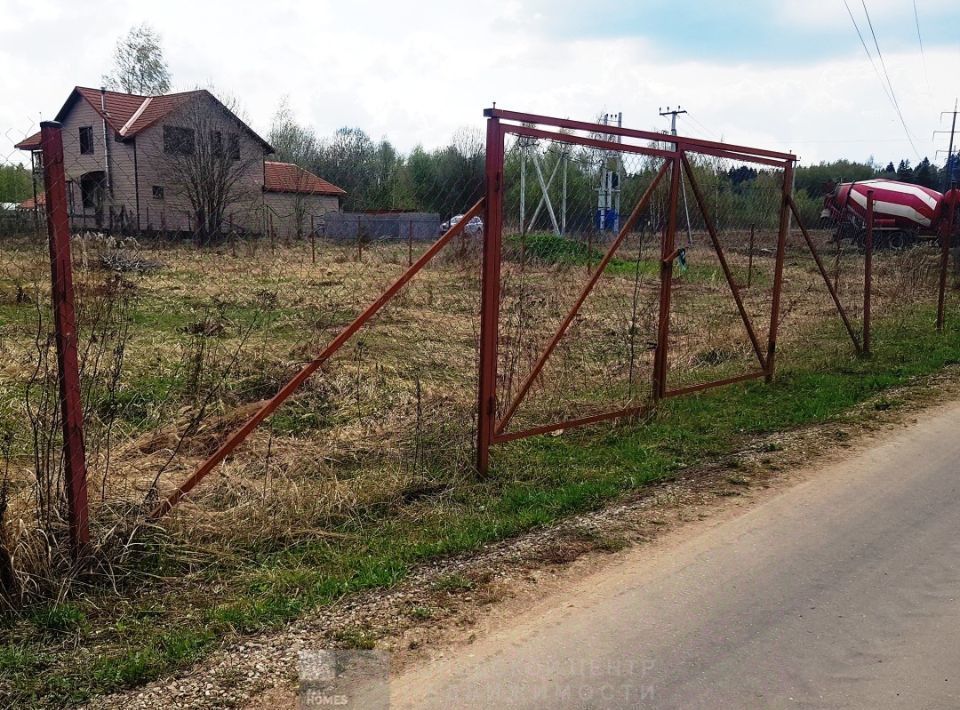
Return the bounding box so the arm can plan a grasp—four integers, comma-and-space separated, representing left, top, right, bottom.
103, 24, 172, 95
163, 95, 261, 244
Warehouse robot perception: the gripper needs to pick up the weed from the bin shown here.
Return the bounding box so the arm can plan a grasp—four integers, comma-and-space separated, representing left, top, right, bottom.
432, 574, 474, 594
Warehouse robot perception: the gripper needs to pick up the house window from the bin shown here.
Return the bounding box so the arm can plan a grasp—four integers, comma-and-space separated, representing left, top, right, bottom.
228, 133, 240, 161
152, 186, 164, 200
79, 126, 94, 155
79, 171, 105, 209
163, 126, 195, 156
210, 130, 224, 157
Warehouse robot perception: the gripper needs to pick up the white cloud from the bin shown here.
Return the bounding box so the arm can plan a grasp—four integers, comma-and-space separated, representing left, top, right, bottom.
1, 0, 956, 169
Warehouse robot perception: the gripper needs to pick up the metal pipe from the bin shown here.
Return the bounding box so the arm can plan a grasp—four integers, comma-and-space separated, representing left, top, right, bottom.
653, 156, 683, 400
681, 153, 767, 369
486, 108, 796, 162
494, 161, 670, 435
766, 162, 794, 381
937, 188, 957, 332
152, 198, 486, 518
863, 190, 874, 356
476, 115, 506, 476
664, 370, 766, 398
493, 403, 653, 443
40, 121, 90, 556
100, 87, 112, 197
788, 196, 862, 354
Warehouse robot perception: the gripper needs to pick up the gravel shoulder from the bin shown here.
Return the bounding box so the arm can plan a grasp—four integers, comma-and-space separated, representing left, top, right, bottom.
83, 369, 960, 710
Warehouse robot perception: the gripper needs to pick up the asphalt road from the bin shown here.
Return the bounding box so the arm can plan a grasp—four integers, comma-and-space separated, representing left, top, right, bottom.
385, 403, 960, 709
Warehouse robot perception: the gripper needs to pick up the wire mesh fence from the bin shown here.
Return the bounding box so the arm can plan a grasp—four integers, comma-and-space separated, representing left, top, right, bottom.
2, 102, 959, 603
0, 101, 485, 597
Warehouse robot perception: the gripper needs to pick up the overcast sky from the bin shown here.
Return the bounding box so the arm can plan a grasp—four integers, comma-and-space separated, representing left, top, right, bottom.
1, 0, 958, 168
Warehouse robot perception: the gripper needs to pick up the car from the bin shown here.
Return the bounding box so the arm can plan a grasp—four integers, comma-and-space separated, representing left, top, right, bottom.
440, 214, 483, 238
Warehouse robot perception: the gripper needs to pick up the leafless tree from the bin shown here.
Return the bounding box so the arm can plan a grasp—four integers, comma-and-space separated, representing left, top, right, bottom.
102, 24, 172, 95
163, 95, 261, 244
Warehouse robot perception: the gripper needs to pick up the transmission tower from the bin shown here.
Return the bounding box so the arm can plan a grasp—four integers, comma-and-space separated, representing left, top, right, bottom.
596, 112, 623, 233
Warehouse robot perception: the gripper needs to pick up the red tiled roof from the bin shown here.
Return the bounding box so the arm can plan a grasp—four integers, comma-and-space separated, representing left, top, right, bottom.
119, 91, 200, 136
17, 86, 274, 155
71, 87, 149, 133
15, 87, 271, 151
14, 131, 41, 150
18, 193, 45, 209
264, 162, 346, 196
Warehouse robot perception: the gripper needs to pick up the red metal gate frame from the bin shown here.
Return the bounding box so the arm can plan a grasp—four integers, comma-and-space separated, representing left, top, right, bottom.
40, 122, 90, 556
36, 110, 869, 528
476, 109, 860, 475
151, 198, 485, 518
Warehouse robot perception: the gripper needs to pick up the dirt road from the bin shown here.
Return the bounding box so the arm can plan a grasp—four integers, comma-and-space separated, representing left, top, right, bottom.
383, 402, 960, 709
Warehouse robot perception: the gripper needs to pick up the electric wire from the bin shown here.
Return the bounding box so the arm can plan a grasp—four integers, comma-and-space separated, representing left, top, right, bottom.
858, 0, 921, 159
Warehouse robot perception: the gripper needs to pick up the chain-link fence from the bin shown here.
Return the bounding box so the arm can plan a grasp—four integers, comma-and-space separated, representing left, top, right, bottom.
2, 101, 959, 604
1, 97, 485, 600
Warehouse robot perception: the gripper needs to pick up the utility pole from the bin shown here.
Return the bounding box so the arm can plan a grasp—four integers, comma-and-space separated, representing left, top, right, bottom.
659, 106, 687, 135
659, 106, 694, 245
934, 99, 958, 190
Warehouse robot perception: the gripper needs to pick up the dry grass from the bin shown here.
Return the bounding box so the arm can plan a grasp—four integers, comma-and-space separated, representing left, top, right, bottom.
0, 227, 948, 603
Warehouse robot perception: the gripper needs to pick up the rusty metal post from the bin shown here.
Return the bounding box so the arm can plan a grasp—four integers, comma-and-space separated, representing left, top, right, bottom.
788, 196, 862, 354
747, 224, 755, 288
766, 160, 794, 381
477, 112, 505, 476
937, 191, 957, 332
40, 121, 90, 557
653, 153, 682, 400
863, 190, 874, 356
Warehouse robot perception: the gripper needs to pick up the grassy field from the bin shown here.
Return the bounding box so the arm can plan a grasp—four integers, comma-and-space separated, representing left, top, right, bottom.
0, 228, 957, 706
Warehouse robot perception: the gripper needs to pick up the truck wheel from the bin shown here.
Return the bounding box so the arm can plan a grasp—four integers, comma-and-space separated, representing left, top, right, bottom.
887, 231, 910, 251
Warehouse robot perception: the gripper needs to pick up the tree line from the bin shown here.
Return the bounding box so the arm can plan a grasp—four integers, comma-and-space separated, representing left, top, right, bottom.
0, 164, 33, 204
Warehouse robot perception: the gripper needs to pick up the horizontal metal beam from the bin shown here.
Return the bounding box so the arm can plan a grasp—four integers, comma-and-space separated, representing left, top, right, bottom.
505, 125, 676, 162
486, 107, 796, 164
492, 402, 653, 443
663, 370, 766, 399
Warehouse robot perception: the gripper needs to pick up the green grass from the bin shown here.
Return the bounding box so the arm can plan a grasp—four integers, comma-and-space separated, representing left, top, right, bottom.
512, 232, 763, 285
3, 307, 960, 706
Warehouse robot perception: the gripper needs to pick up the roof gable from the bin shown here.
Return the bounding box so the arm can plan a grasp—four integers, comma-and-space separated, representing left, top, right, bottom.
33, 86, 274, 153
264, 162, 346, 196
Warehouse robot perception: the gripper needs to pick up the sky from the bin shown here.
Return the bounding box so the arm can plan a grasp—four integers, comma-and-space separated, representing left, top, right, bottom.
1, 0, 958, 169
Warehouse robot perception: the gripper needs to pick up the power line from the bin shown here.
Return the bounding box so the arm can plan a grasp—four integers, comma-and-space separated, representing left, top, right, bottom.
841, 0, 895, 107
679, 112, 720, 141
913, 0, 931, 92
859, 0, 922, 159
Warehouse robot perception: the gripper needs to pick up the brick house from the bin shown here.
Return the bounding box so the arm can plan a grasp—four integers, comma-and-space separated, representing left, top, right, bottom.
16, 86, 344, 238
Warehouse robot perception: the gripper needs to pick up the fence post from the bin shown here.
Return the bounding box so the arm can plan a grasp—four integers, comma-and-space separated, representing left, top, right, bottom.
747, 224, 755, 288
766, 160, 794, 382
937, 189, 957, 333
40, 121, 90, 558
653, 152, 683, 400
477, 112, 504, 476
863, 190, 874, 355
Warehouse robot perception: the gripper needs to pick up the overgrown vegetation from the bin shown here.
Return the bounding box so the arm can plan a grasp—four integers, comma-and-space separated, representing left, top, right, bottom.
0, 225, 958, 705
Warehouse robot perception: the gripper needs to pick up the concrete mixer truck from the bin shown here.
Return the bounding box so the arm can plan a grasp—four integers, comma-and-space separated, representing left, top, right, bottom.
822, 179, 960, 249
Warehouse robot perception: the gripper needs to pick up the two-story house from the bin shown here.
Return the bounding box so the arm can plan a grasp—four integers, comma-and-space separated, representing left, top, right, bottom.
16, 86, 345, 239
